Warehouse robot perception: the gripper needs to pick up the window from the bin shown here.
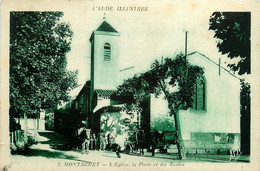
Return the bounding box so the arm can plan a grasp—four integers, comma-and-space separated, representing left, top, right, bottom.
193, 76, 206, 110
214, 133, 221, 143
104, 43, 111, 61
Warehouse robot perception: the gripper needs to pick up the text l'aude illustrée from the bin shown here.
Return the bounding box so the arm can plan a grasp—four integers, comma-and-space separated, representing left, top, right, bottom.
93, 6, 148, 11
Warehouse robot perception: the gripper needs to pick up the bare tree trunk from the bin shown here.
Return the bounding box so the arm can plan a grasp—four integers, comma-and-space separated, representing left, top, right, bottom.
172, 109, 186, 160
158, 77, 186, 160
23, 113, 28, 145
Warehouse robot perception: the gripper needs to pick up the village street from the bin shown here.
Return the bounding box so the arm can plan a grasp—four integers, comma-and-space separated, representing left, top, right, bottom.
7, 131, 249, 171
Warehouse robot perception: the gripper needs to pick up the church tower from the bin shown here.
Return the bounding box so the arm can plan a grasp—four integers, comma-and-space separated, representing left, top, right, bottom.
89, 20, 120, 91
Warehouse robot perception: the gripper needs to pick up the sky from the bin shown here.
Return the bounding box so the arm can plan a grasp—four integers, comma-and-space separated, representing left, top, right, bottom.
60, 1, 244, 97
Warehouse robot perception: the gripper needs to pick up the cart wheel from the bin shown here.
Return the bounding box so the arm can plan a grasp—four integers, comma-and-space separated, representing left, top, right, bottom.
125, 144, 132, 154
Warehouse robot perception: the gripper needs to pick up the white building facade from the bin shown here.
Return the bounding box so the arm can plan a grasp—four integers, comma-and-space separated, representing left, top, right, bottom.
151, 52, 241, 152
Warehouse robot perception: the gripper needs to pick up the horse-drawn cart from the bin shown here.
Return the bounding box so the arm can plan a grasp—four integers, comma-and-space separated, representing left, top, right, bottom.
124, 130, 178, 155
155, 131, 177, 153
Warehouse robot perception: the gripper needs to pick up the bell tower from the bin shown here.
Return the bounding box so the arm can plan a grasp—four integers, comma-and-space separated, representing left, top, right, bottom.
89, 19, 120, 91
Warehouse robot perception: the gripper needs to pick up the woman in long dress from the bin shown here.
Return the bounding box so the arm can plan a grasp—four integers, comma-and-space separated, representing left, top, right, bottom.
230, 135, 240, 161
114, 128, 128, 158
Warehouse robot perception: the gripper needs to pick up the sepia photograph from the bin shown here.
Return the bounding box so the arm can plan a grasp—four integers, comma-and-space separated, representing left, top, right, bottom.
0, 0, 259, 170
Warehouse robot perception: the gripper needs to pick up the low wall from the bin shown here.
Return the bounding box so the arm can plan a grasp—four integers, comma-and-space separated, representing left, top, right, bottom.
15, 118, 45, 130
166, 132, 240, 155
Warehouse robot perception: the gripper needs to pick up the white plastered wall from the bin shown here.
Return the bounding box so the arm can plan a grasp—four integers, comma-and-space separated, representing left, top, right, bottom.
150, 52, 240, 139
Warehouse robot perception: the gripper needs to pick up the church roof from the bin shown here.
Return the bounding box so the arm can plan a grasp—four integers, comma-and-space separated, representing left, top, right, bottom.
95, 89, 116, 99
94, 105, 122, 115
96, 21, 118, 33
188, 51, 240, 80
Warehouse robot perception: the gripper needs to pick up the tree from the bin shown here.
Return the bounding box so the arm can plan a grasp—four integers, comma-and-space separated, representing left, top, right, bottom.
115, 53, 204, 159
151, 113, 174, 132
209, 12, 250, 75
240, 79, 250, 155
10, 12, 78, 143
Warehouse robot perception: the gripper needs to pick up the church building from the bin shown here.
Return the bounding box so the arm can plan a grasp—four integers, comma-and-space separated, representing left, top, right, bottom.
59, 19, 241, 153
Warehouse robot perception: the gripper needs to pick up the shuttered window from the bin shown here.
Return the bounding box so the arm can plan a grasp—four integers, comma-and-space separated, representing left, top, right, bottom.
104, 43, 111, 61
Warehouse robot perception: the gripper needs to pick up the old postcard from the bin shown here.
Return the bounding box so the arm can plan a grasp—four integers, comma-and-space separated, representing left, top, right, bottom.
1, 0, 259, 170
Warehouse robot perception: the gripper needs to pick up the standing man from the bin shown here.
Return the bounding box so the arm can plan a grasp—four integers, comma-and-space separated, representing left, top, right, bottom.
90, 130, 96, 150
137, 129, 145, 155
107, 131, 112, 150
99, 130, 106, 150
79, 126, 90, 154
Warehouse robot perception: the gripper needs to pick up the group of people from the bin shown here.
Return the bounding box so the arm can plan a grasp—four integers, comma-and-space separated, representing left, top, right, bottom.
77, 125, 106, 154
77, 124, 147, 158
77, 125, 120, 155
77, 122, 171, 158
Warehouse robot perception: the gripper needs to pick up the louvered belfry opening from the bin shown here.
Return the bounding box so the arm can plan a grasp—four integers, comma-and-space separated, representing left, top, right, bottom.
104, 43, 111, 61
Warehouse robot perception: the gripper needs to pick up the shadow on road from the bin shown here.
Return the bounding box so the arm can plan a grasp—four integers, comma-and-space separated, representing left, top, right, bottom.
38, 132, 74, 151
36, 132, 249, 163
19, 148, 91, 163
12, 131, 92, 163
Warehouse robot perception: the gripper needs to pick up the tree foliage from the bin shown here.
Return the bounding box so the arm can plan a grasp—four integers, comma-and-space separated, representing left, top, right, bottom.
116, 53, 204, 160
209, 12, 250, 75
151, 114, 175, 132
240, 80, 250, 107
116, 53, 204, 114
10, 12, 78, 118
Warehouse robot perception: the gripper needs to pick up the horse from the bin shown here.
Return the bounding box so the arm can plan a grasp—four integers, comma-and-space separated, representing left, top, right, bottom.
149, 130, 171, 156
136, 129, 145, 155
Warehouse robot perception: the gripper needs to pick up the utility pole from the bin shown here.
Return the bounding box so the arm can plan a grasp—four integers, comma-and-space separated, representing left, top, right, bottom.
184, 30, 188, 79
172, 30, 189, 160
185, 31, 188, 59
